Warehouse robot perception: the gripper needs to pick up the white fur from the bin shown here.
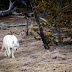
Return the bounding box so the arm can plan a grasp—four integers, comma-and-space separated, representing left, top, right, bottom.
2, 35, 19, 58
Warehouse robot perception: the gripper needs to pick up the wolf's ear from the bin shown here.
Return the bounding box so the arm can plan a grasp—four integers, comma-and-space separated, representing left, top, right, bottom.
12, 41, 14, 44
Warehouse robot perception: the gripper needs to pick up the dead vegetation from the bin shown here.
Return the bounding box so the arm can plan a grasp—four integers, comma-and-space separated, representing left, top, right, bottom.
0, 15, 72, 72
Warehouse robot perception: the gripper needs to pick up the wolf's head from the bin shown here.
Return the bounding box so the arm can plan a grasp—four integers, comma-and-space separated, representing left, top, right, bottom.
13, 40, 19, 51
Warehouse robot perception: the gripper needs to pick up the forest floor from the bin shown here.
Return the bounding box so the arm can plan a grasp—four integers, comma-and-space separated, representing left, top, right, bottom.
0, 15, 72, 72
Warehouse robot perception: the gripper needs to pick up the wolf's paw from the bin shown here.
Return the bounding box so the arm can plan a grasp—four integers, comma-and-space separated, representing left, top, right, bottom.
12, 56, 15, 58
4, 54, 7, 56
8, 54, 11, 58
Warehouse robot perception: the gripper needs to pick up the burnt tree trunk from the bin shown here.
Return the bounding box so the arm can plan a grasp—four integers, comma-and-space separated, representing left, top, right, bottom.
30, 0, 49, 49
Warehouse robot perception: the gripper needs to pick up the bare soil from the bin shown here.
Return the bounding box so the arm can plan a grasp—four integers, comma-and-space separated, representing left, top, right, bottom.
0, 15, 72, 72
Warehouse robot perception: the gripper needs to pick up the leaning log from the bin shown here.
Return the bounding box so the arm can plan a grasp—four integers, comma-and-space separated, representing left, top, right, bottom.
30, 0, 50, 49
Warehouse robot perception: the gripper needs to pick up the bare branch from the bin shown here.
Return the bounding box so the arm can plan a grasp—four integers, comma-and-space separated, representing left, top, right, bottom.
39, 17, 47, 22
62, 2, 72, 10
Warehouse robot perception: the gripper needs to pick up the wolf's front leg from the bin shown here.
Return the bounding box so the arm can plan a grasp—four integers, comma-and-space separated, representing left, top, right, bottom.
7, 47, 11, 57
12, 49, 15, 58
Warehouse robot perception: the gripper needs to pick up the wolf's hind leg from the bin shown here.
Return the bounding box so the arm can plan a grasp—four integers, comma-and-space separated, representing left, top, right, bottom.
4, 50, 7, 56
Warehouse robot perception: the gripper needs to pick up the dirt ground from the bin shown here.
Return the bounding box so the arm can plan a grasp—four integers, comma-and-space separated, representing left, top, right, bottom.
0, 15, 72, 72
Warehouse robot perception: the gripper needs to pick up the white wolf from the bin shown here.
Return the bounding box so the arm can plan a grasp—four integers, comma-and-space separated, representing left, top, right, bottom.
2, 35, 19, 58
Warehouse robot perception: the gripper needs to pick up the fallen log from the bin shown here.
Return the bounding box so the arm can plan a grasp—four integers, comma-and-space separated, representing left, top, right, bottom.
0, 23, 27, 28
0, 0, 14, 16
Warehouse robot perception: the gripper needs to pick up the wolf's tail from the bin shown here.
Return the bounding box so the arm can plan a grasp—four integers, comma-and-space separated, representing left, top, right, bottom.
2, 44, 5, 50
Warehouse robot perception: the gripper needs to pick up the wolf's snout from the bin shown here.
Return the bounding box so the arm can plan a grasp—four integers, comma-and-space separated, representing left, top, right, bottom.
16, 49, 17, 51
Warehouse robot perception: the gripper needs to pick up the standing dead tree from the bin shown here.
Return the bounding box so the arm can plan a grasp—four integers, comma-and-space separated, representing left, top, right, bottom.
23, 12, 34, 36
30, 0, 50, 49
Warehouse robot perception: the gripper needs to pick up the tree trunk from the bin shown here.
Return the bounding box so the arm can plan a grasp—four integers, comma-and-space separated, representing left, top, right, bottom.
26, 17, 29, 36
57, 0, 61, 44
30, 0, 50, 49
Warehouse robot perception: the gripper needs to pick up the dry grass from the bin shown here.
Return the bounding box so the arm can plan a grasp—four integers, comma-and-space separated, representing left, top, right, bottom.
0, 15, 72, 72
